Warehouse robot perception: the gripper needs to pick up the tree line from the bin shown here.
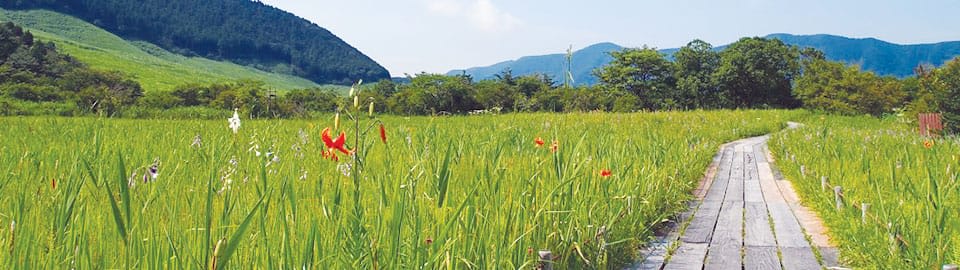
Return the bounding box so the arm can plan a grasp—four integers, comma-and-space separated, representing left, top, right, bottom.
4, 18, 960, 130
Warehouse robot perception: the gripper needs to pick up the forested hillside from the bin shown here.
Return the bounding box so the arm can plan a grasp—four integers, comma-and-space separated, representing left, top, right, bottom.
0, 0, 390, 84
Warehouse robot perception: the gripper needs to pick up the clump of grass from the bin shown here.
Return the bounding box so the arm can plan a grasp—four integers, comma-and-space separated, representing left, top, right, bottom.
770, 114, 959, 268
0, 110, 803, 268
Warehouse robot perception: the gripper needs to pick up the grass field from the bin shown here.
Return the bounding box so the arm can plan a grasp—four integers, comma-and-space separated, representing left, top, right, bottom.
0, 110, 802, 269
0, 9, 323, 92
770, 115, 960, 268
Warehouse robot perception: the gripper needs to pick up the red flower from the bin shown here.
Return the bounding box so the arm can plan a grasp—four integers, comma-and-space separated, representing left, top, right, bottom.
425, 237, 433, 245
379, 124, 387, 144
923, 140, 934, 149
51, 178, 56, 189
321, 127, 352, 161
550, 140, 559, 153
534, 137, 545, 147
600, 169, 612, 177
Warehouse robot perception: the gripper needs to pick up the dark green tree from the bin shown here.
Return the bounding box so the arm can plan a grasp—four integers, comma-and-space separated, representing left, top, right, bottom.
674, 40, 721, 108
715, 37, 801, 108
595, 46, 676, 110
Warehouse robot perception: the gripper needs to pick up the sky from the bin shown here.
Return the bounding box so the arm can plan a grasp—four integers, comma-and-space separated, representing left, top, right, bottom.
259, 0, 960, 77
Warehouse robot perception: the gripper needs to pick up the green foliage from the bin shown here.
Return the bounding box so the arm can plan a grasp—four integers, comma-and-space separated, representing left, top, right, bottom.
794, 58, 906, 116
595, 46, 677, 110
716, 37, 801, 108
936, 57, 960, 133
0, 9, 321, 92
674, 40, 722, 109
0, 1, 389, 84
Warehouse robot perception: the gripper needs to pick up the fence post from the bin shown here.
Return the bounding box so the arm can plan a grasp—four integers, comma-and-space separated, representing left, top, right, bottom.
943, 264, 958, 270
834, 186, 843, 211
538, 250, 553, 270
821, 176, 828, 191
861, 203, 870, 224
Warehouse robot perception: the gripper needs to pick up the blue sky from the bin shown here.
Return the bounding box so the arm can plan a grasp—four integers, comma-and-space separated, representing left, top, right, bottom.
260, 0, 959, 77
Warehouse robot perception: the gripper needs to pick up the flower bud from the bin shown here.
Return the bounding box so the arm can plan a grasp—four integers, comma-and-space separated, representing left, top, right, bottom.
354, 95, 360, 108
334, 112, 341, 130
348, 86, 355, 97
368, 101, 375, 116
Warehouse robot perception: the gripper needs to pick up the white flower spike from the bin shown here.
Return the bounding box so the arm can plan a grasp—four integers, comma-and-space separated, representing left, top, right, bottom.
228, 108, 241, 134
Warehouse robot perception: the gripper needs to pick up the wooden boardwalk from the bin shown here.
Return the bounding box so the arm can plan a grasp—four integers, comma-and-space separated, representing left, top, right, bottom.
633, 134, 840, 270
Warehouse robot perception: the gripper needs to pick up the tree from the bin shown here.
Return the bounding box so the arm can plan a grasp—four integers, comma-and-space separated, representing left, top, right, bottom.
716, 37, 801, 108
674, 40, 721, 109
474, 80, 518, 111
937, 57, 960, 133
595, 46, 676, 110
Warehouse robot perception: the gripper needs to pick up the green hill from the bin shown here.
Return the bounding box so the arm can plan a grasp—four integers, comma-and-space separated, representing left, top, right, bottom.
0, 8, 322, 92
1, 0, 389, 84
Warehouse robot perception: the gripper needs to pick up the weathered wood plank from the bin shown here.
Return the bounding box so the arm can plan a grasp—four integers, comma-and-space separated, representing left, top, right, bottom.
703, 148, 734, 202
753, 143, 768, 163
744, 202, 776, 247
724, 152, 745, 202
767, 202, 810, 248
705, 241, 741, 270
680, 203, 720, 244
780, 247, 821, 270
757, 161, 786, 204
706, 201, 743, 269
745, 246, 781, 270
663, 243, 707, 270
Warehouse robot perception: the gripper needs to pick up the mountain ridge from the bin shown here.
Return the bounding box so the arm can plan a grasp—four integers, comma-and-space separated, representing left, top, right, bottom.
450, 34, 960, 84
0, 0, 390, 84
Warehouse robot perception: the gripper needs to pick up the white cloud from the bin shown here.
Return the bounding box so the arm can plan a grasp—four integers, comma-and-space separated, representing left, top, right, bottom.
424, 0, 521, 33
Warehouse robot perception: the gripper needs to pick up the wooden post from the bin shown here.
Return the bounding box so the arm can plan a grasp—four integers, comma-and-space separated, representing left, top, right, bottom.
861, 203, 870, 224
538, 250, 553, 270
820, 176, 828, 191
834, 186, 843, 211
943, 264, 958, 270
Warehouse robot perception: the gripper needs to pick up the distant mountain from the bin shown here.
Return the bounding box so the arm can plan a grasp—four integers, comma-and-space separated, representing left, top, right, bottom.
0, 0, 390, 85
447, 42, 624, 86
451, 34, 960, 84
765, 33, 960, 77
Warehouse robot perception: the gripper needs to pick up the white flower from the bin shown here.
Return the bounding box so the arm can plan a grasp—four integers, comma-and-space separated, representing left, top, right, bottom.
228, 108, 241, 134
338, 162, 352, 177
191, 134, 202, 148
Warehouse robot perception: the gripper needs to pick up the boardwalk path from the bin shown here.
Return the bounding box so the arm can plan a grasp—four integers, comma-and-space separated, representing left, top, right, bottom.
633, 131, 841, 270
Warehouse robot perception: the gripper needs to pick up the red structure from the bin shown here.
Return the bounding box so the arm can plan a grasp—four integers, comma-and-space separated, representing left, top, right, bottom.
919, 113, 943, 136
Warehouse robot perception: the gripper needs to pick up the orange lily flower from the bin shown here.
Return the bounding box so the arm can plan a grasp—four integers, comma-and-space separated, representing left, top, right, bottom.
600, 169, 612, 177
550, 140, 559, 153
923, 140, 934, 149
321, 127, 352, 161
534, 137, 545, 147
380, 124, 387, 144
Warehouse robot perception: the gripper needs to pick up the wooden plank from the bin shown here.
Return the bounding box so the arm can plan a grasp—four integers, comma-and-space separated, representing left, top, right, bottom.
706, 201, 743, 269
744, 202, 776, 247
753, 143, 768, 163
767, 202, 810, 248
745, 246, 781, 270
818, 247, 841, 268
780, 247, 821, 270
680, 203, 720, 243
663, 243, 707, 270
705, 241, 741, 270
757, 161, 786, 204
744, 153, 764, 203
724, 152, 745, 202
703, 148, 734, 202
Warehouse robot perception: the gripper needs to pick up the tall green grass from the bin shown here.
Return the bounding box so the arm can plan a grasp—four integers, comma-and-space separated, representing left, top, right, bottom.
0, 110, 803, 268
0, 9, 322, 92
770, 115, 960, 268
